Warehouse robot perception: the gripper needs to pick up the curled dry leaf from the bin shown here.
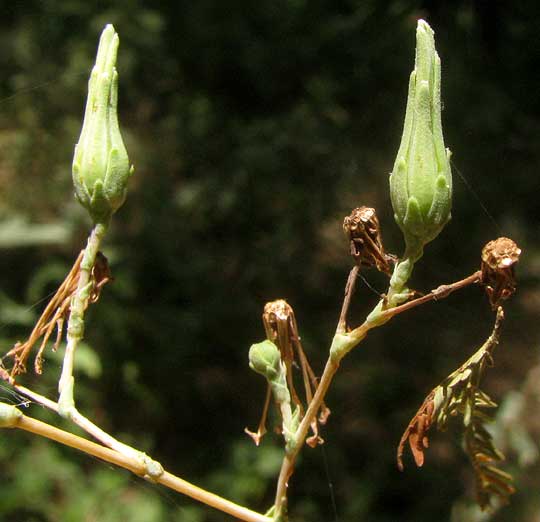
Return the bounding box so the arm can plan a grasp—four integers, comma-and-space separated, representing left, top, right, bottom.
397, 307, 515, 509
397, 392, 435, 471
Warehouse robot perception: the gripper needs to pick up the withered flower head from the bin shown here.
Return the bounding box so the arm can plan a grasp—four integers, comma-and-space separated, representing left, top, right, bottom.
263, 300, 293, 340
481, 237, 521, 309
343, 206, 392, 274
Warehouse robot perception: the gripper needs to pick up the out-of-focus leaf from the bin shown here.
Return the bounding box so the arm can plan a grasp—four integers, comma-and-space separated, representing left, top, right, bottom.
0, 216, 72, 248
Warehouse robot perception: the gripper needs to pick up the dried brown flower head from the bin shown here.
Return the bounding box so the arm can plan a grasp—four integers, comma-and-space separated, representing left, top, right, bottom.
246, 299, 329, 448
343, 207, 393, 274
481, 237, 521, 309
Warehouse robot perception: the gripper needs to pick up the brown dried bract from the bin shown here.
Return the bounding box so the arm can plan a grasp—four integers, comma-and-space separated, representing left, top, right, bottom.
397, 392, 435, 471
343, 207, 393, 274
245, 383, 271, 446
480, 237, 521, 310
263, 300, 296, 367
1, 251, 112, 379
90, 251, 112, 303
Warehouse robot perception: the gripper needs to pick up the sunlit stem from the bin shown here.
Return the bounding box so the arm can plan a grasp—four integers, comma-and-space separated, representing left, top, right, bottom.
273, 268, 482, 515
0, 405, 271, 522
274, 355, 342, 514
274, 369, 295, 452
16, 381, 142, 461
51, 223, 152, 462
386, 241, 423, 308
58, 222, 107, 415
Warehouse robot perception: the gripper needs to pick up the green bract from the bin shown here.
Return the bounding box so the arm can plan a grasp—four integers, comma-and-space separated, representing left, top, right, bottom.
72, 24, 133, 224
389, 19, 452, 259
248, 340, 281, 382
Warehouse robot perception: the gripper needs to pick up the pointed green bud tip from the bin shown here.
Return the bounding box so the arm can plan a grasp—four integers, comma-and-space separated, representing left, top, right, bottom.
248, 340, 281, 382
72, 24, 133, 224
389, 19, 452, 256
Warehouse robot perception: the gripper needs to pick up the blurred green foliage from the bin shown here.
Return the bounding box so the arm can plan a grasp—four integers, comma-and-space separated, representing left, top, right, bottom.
1, 1, 540, 521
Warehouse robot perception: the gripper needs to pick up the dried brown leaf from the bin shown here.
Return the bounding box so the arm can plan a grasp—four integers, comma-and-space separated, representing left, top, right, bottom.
397, 393, 435, 471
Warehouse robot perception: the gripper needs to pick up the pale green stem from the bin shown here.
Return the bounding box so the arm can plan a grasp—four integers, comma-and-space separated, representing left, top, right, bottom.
268, 362, 296, 453
278, 399, 294, 446
272, 260, 480, 516
386, 238, 423, 307
52, 223, 156, 463
273, 321, 372, 516
58, 222, 107, 415
273, 247, 422, 517
0, 403, 271, 522
367, 241, 423, 325
273, 356, 340, 515
387, 258, 413, 302
17, 381, 142, 460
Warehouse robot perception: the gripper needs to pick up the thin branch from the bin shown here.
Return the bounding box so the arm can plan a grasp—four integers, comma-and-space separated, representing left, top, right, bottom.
58, 222, 108, 414
159, 471, 272, 522
336, 265, 360, 334
273, 270, 483, 515
13, 384, 59, 411
3, 408, 271, 522
273, 265, 364, 514
381, 271, 481, 320
12, 383, 143, 460
274, 356, 340, 513
17, 413, 141, 472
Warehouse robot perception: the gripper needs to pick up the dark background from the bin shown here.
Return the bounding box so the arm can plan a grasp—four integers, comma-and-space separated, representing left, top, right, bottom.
0, 1, 539, 521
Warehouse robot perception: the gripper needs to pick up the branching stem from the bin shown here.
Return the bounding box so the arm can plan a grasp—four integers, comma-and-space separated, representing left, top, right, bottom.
379, 270, 481, 321
273, 268, 482, 516
2, 408, 271, 522
274, 356, 340, 512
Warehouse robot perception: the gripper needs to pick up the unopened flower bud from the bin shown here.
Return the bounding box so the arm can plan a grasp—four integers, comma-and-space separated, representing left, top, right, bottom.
390, 20, 452, 259
72, 24, 133, 224
249, 340, 282, 382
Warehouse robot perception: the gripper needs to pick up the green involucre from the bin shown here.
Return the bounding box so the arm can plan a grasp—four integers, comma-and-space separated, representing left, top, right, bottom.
72, 24, 133, 224
389, 19, 452, 258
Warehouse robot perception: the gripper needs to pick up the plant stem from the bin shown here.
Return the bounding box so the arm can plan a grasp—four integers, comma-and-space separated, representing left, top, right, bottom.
273, 269, 482, 515
4, 409, 271, 522
336, 266, 360, 334
37, 223, 146, 460
274, 356, 340, 513
379, 270, 481, 321
14, 384, 58, 410
58, 222, 108, 415
18, 413, 141, 471
16, 380, 148, 460
159, 472, 271, 522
